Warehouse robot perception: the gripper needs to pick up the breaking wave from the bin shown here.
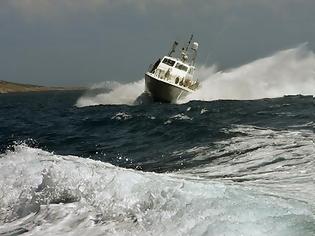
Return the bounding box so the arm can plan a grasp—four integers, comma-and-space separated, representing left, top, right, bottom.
76, 45, 315, 107
76, 80, 144, 107
177, 125, 315, 204
1, 124, 315, 235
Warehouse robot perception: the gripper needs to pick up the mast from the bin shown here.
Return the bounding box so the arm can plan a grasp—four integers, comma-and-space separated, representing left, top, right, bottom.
185, 34, 193, 51
168, 41, 178, 56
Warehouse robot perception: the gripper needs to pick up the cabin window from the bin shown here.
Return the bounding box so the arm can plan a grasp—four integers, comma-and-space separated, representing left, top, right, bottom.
162, 58, 175, 67
175, 63, 188, 72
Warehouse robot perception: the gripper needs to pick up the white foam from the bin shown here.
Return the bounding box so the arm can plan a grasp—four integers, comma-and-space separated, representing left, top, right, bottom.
182, 44, 315, 102
178, 125, 315, 205
76, 80, 144, 107
170, 113, 193, 120
111, 112, 132, 120
0, 144, 314, 235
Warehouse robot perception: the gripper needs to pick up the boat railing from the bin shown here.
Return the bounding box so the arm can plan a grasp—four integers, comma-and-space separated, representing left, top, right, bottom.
153, 68, 199, 90
154, 68, 166, 79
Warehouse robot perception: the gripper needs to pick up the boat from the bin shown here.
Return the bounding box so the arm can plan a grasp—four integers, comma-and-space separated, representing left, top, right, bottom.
144, 35, 200, 103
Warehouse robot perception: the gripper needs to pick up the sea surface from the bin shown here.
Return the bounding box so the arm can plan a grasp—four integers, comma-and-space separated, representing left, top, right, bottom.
1, 46, 315, 235
0, 90, 314, 236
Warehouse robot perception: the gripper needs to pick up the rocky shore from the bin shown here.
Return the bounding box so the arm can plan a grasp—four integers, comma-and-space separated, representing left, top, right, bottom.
0, 80, 84, 93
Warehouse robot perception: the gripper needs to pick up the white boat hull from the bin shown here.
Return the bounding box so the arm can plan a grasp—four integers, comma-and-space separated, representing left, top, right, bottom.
145, 73, 192, 103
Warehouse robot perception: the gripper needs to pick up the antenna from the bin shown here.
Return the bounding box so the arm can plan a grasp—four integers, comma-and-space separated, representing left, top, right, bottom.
185, 34, 194, 51
168, 41, 178, 56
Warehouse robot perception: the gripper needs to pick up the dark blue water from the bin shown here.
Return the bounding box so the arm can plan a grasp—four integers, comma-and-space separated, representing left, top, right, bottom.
0, 91, 313, 171
0, 91, 314, 235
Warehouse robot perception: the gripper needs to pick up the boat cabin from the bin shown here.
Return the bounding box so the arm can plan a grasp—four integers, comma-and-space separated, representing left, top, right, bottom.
159, 56, 195, 76
149, 56, 197, 89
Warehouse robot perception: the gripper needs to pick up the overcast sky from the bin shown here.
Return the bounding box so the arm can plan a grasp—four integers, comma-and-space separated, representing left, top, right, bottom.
1, 0, 314, 86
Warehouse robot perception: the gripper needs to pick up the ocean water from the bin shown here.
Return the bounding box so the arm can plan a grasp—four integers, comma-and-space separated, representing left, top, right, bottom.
0, 46, 315, 235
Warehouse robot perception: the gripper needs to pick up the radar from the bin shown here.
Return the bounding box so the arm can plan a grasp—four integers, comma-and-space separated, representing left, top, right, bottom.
192, 42, 199, 51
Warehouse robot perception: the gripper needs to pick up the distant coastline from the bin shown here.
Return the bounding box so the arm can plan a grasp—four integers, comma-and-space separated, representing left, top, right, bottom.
0, 80, 85, 94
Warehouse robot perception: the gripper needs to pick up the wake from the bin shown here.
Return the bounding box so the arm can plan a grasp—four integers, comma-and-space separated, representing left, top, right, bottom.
76, 45, 315, 107
183, 44, 315, 102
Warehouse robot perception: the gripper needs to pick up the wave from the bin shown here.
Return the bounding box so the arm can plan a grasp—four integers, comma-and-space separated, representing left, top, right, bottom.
76, 80, 144, 107
0, 144, 314, 235
177, 125, 315, 204
76, 45, 315, 107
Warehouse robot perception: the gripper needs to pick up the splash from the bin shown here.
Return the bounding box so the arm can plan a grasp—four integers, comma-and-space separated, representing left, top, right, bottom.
0, 144, 314, 235
182, 44, 315, 102
76, 79, 144, 107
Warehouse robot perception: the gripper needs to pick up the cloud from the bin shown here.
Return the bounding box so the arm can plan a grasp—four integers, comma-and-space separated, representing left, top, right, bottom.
7, 0, 107, 17
5, 0, 313, 18
6, 0, 314, 22
6, 0, 185, 14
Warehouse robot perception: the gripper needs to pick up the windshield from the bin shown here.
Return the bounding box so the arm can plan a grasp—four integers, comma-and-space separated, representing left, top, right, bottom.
162, 58, 175, 67
175, 63, 188, 72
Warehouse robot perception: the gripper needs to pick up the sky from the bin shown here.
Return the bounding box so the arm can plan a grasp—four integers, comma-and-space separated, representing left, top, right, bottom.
1, 0, 315, 86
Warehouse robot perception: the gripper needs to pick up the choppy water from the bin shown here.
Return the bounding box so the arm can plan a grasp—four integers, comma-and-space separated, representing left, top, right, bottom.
0, 46, 315, 235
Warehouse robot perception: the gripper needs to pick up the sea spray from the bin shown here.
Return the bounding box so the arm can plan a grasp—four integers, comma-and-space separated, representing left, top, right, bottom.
0, 145, 314, 235
76, 79, 144, 107
182, 44, 315, 102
